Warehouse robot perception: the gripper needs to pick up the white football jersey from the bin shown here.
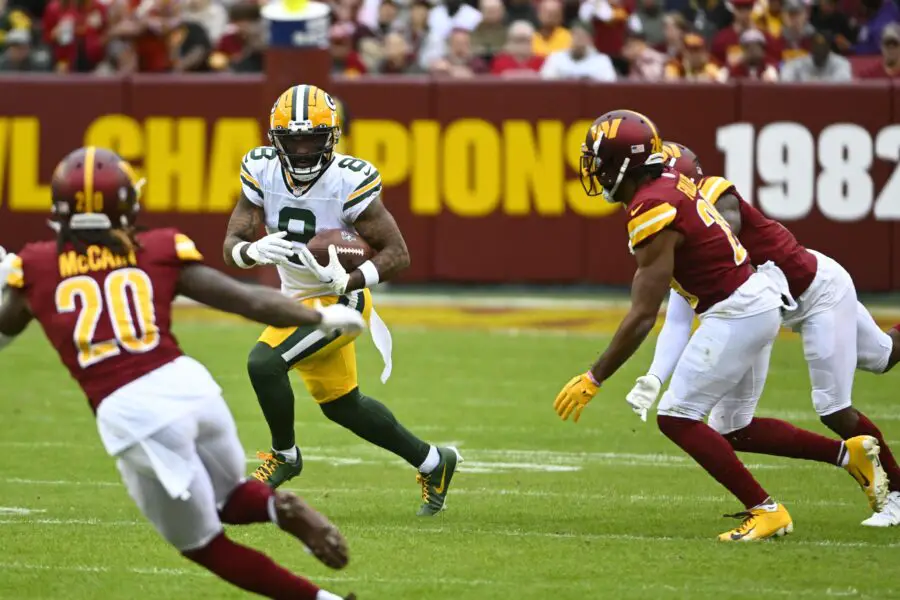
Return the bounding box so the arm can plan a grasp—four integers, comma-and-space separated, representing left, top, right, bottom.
240, 147, 382, 299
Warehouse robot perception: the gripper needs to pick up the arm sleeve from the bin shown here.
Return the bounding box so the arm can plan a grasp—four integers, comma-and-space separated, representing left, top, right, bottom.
343, 164, 383, 222
647, 290, 694, 383
239, 150, 265, 206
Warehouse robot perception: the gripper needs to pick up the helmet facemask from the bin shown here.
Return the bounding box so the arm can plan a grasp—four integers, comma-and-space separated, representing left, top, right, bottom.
270, 126, 339, 184
580, 139, 632, 204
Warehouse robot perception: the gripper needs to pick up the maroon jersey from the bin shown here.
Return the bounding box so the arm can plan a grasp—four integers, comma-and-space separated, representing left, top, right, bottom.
701, 175, 817, 299
6, 228, 203, 411
626, 169, 753, 314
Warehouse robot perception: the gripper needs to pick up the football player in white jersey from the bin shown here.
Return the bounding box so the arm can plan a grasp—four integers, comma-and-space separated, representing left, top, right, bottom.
223, 84, 460, 516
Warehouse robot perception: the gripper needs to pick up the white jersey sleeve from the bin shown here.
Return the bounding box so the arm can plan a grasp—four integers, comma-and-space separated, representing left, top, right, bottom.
240, 146, 277, 207
647, 290, 695, 384
338, 156, 383, 223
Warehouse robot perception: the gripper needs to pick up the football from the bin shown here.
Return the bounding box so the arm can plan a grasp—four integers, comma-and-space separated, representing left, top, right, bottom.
305, 229, 374, 271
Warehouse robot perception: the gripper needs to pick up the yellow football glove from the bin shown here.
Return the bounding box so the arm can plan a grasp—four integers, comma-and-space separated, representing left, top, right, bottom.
553, 373, 600, 423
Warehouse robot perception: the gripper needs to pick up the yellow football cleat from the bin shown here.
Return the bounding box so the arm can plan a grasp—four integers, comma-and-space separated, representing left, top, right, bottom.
718, 503, 793, 542
843, 435, 889, 511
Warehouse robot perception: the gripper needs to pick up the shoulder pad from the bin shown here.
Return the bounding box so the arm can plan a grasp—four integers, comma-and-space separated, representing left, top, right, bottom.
700, 176, 737, 205
336, 155, 382, 212
626, 196, 678, 250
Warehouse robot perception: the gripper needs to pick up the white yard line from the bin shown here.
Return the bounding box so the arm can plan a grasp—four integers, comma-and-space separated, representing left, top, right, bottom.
0, 519, 896, 552
0, 444, 843, 476
0, 507, 46, 515
0, 561, 870, 597
358, 524, 900, 550
0, 479, 862, 508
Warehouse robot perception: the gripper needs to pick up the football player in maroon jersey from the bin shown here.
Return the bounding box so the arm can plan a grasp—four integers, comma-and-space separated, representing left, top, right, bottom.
629, 141, 900, 526
553, 110, 887, 541
0, 147, 364, 600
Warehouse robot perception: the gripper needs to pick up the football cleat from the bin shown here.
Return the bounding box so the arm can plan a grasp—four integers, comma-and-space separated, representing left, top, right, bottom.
252, 449, 303, 489
861, 491, 900, 527
717, 502, 793, 542
842, 435, 889, 511
273, 490, 349, 569
416, 446, 462, 517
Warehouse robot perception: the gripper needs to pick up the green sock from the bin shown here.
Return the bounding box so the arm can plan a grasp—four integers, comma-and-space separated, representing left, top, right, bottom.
247, 342, 296, 451
320, 389, 431, 467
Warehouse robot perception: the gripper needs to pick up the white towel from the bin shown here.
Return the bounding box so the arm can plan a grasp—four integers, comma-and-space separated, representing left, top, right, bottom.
135, 437, 195, 500
368, 307, 393, 383
757, 261, 799, 312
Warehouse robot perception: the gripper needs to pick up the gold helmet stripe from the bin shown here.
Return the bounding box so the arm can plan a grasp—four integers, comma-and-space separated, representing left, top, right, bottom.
84, 146, 96, 213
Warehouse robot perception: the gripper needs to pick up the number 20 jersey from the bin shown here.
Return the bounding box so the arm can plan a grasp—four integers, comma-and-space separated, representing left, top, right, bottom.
240, 147, 382, 300
6, 229, 202, 411
625, 169, 754, 314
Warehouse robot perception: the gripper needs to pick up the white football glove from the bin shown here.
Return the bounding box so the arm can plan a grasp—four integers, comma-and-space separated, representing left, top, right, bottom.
625, 374, 662, 422
296, 245, 350, 295
316, 304, 366, 335
247, 231, 294, 266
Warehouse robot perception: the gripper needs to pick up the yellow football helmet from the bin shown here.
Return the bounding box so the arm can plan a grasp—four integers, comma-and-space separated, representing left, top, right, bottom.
269, 84, 341, 183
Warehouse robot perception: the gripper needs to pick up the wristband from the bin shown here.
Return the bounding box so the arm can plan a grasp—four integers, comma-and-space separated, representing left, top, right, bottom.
358, 260, 380, 287
232, 242, 253, 269
586, 371, 601, 386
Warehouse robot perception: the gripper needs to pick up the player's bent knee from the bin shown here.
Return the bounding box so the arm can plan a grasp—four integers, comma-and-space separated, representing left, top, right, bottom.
181, 530, 227, 558
707, 414, 751, 436
319, 387, 362, 421
811, 388, 852, 419
656, 392, 708, 423
246, 343, 287, 380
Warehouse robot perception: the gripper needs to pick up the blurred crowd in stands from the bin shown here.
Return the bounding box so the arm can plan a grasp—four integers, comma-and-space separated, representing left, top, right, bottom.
1, 0, 899, 80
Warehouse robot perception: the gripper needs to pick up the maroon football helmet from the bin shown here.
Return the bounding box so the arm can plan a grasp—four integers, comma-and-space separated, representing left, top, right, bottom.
51, 146, 143, 231
662, 141, 704, 182
580, 109, 666, 202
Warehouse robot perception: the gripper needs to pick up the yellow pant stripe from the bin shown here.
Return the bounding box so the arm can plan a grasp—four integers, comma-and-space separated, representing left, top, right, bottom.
257, 290, 373, 403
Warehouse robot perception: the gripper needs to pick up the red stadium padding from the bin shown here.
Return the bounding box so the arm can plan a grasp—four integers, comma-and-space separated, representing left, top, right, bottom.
2, 76, 900, 290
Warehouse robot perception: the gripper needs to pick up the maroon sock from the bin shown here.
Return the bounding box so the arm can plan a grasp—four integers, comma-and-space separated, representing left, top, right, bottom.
852, 412, 900, 492
724, 418, 843, 465
184, 533, 320, 600
657, 415, 769, 509
220, 479, 274, 525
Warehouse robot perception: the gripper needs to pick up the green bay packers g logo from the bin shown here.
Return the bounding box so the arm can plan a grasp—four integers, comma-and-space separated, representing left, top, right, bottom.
324, 93, 337, 111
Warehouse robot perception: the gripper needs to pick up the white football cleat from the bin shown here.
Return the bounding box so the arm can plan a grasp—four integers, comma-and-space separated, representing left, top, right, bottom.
861, 491, 900, 527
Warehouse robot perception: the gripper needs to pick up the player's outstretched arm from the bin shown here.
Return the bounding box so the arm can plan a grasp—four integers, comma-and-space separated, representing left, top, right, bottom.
715, 193, 743, 235
589, 229, 681, 385
345, 199, 410, 292
177, 263, 329, 328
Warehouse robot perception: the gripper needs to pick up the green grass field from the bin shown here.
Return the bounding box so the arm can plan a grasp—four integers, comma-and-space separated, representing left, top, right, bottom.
1, 302, 899, 600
